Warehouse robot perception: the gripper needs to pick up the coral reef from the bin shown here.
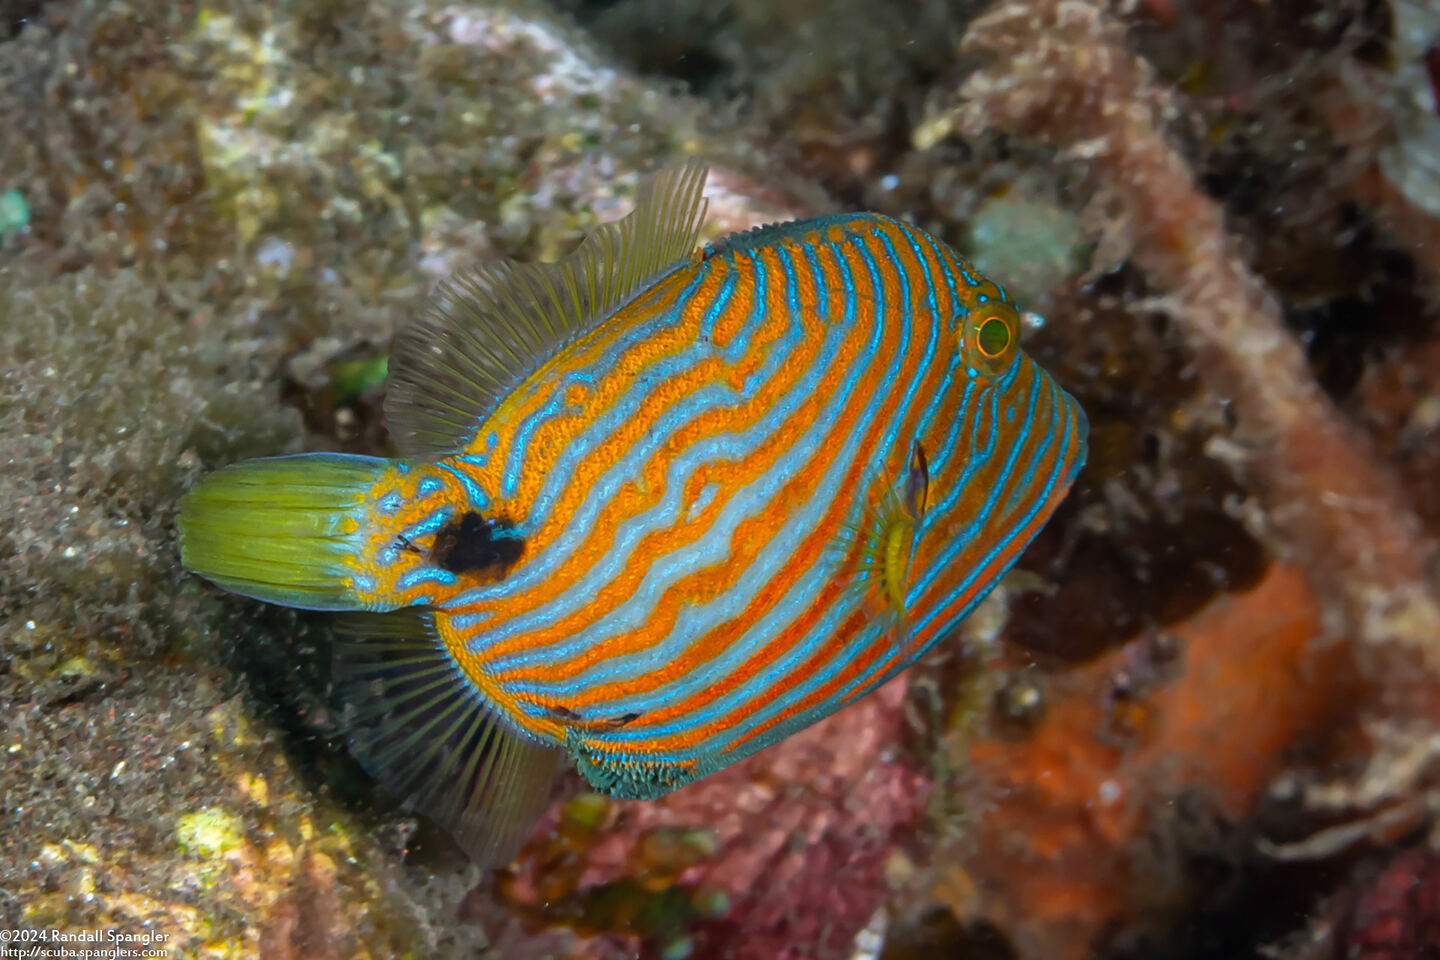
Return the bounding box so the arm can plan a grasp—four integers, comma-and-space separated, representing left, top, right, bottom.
497, 678, 929, 959
1335, 0, 1440, 300
889, 1, 1440, 956
1344, 849, 1440, 960
1, 267, 299, 657
887, 565, 1356, 960
556, 0, 975, 199
0, 265, 466, 953
948, 0, 1440, 675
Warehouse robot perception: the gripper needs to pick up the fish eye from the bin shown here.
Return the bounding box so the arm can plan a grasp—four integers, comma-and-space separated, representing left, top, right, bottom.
976, 317, 1011, 358
959, 305, 1019, 379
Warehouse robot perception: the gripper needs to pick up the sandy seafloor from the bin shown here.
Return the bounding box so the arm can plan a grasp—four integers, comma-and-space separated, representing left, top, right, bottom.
3, 1, 1440, 957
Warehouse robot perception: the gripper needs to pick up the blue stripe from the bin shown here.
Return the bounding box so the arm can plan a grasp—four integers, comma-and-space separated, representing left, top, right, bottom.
455, 429, 497, 467
574, 230, 914, 744
748, 378, 1078, 757
721, 253, 767, 361
509, 267, 737, 533
493, 246, 835, 679
439, 462, 489, 511
926, 224, 964, 308
404, 506, 454, 539
698, 259, 740, 341
898, 393, 1076, 678
501, 390, 568, 500
1003, 382, 1053, 513
911, 362, 1059, 631
899, 222, 968, 491
685, 226, 946, 753
399, 568, 458, 591
909, 355, 1021, 562
503, 240, 860, 704
909, 364, 1031, 600
499, 268, 712, 499
482, 366, 798, 661
449, 258, 773, 631
724, 622, 892, 763
451, 343, 715, 614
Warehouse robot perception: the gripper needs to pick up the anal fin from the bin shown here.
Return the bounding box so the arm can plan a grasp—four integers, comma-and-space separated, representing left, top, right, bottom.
333, 610, 562, 868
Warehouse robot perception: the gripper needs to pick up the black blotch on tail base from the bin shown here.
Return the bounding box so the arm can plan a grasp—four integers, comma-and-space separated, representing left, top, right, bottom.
431, 512, 524, 578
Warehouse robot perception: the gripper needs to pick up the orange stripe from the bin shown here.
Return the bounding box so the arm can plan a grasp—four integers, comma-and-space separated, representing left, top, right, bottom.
465, 263, 718, 519
578, 239, 943, 747
510, 266, 721, 510
354, 465, 486, 606
531, 237, 899, 715
945, 246, 1008, 315
436, 609, 565, 740
731, 376, 1079, 749
466, 254, 786, 660
618, 230, 962, 751
492, 241, 835, 679
454, 263, 737, 619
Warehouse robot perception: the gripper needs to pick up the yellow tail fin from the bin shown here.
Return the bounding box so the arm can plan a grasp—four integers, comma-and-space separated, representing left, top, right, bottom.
177, 454, 389, 610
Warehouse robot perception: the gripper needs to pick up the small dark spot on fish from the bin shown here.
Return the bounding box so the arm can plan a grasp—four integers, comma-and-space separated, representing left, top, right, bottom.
546, 705, 641, 730
430, 512, 524, 578
905, 442, 929, 521
395, 535, 423, 555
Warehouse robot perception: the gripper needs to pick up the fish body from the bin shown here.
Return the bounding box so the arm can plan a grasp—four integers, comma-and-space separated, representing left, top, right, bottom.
179, 164, 1088, 865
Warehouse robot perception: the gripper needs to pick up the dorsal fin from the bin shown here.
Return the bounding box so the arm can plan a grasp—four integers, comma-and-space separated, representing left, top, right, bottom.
385, 160, 711, 457
703, 213, 860, 258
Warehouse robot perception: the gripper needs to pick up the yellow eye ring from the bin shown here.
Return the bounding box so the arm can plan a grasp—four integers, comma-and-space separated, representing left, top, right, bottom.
959, 307, 1019, 381
976, 316, 1011, 358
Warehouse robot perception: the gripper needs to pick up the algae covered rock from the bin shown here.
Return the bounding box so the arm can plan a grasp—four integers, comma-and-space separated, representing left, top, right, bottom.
0, 266, 300, 659
0, 0, 790, 955
0, 266, 454, 954
0, 268, 288, 473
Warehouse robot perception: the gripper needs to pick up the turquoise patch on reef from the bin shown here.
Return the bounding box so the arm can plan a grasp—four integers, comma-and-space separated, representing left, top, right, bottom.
0, 190, 29, 234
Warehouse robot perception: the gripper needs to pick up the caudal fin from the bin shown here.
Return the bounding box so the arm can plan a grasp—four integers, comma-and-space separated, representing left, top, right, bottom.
177, 453, 389, 611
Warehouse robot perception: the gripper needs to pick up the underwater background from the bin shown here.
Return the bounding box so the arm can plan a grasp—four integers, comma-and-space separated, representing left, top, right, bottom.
3, 0, 1440, 957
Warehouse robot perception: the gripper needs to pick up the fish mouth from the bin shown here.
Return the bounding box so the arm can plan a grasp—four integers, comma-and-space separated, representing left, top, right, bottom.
966, 353, 1089, 546
906, 353, 1088, 639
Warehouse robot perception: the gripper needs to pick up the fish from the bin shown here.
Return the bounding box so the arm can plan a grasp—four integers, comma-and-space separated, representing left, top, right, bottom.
177, 161, 1088, 867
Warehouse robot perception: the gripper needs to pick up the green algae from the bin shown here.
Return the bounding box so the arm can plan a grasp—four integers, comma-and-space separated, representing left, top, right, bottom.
175, 807, 246, 858
0, 266, 302, 664
328, 351, 389, 405
964, 192, 1085, 310
0, 189, 28, 232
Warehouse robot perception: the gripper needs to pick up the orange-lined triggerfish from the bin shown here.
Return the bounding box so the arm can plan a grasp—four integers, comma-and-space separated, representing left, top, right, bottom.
178, 162, 1088, 867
